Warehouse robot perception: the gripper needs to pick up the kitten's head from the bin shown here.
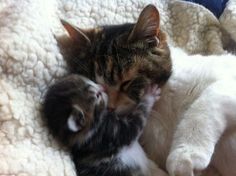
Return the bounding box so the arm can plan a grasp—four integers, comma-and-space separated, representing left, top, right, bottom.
43, 75, 108, 147
62, 4, 172, 114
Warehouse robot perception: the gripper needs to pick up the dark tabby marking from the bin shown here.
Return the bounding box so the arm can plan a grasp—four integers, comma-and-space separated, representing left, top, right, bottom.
43, 74, 161, 176
61, 4, 172, 113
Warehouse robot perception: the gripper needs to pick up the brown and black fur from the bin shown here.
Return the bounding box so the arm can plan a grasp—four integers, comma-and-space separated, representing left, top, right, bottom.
42, 74, 161, 176
61, 4, 172, 112
42, 75, 103, 147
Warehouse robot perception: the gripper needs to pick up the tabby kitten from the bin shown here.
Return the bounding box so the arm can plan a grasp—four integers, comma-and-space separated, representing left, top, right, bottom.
61, 4, 172, 113
43, 74, 167, 176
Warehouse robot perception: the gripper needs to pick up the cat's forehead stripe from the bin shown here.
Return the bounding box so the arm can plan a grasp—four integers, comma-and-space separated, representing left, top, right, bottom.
102, 23, 134, 38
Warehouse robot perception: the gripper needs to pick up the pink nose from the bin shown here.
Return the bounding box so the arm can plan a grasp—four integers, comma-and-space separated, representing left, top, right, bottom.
99, 84, 107, 93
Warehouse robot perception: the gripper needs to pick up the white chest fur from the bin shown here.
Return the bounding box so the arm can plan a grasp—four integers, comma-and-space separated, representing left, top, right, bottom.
117, 141, 149, 173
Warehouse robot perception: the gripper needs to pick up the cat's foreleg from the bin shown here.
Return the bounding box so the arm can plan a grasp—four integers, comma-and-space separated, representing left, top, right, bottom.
166, 82, 230, 176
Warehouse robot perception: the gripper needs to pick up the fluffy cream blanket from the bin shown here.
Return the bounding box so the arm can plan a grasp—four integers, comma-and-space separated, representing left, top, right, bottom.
0, 0, 235, 175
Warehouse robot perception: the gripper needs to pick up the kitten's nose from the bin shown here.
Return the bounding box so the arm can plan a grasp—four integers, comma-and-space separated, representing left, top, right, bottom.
99, 84, 107, 93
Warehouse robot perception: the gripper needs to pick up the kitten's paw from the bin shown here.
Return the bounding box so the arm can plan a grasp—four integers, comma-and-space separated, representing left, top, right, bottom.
166, 147, 210, 176
142, 84, 161, 104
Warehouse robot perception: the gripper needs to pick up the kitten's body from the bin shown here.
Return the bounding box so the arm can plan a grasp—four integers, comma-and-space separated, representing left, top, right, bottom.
72, 91, 162, 176
43, 75, 167, 176
141, 47, 236, 176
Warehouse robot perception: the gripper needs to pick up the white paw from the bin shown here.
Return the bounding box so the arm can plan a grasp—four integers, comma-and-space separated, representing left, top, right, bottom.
166, 147, 210, 176
142, 84, 161, 106
167, 151, 193, 176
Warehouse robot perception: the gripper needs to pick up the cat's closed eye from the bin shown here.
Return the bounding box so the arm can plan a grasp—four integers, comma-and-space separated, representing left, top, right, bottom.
120, 80, 132, 91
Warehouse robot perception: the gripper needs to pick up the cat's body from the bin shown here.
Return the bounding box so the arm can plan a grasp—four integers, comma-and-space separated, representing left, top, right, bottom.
141, 47, 236, 176
43, 75, 167, 176
60, 4, 236, 176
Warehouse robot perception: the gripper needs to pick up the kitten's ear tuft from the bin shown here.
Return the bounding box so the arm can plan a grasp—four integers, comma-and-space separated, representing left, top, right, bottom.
61, 19, 91, 46
128, 5, 160, 44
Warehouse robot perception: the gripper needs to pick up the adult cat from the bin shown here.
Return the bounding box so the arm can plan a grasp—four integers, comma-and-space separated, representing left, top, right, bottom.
61, 4, 236, 176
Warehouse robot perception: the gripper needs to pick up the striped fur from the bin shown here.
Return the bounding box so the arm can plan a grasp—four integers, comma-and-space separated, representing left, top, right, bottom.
62, 4, 172, 113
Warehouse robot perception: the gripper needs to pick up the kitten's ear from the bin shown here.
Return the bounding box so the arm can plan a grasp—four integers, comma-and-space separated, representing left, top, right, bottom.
128, 5, 160, 44
67, 105, 85, 132
61, 19, 91, 47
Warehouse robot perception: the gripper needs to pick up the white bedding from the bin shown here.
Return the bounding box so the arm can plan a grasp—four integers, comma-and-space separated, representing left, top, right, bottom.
0, 0, 235, 175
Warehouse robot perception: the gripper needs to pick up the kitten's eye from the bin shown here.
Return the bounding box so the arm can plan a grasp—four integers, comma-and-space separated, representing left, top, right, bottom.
120, 80, 131, 91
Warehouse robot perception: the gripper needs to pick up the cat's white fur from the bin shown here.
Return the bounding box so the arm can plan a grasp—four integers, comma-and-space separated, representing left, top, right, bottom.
141, 47, 236, 176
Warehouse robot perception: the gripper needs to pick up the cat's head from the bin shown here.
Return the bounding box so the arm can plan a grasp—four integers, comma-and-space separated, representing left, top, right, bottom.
62, 4, 172, 114
43, 75, 108, 146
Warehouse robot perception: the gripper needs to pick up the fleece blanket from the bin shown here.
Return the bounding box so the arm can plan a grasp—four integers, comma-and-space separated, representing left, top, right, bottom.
0, 0, 236, 175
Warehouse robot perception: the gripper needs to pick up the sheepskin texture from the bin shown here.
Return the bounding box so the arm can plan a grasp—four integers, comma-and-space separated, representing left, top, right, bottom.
0, 0, 236, 175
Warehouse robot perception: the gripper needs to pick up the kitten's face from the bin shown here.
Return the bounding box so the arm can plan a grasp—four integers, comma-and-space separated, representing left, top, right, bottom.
44, 75, 108, 146
62, 5, 172, 114
66, 76, 108, 134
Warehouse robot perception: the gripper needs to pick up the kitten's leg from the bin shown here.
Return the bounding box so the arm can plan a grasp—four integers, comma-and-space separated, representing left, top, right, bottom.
166, 81, 236, 176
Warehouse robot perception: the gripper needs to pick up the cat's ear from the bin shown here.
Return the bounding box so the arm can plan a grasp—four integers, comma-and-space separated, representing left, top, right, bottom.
67, 105, 85, 132
128, 5, 160, 44
61, 19, 91, 47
